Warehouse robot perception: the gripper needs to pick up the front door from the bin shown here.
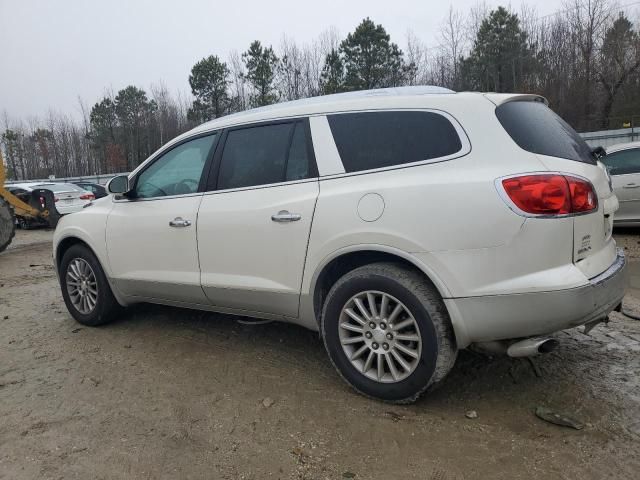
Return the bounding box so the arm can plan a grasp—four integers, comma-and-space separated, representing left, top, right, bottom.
106, 133, 218, 303
197, 120, 319, 317
604, 147, 640, 223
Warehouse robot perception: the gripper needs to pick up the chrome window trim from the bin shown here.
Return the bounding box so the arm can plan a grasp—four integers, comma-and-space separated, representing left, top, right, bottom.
112, 191, 203, 203
494, 171, 600, 218
202, 177, 318, 197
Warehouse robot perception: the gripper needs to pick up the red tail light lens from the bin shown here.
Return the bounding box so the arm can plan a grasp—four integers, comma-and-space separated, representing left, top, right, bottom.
80, 193, 95, 200
501, 174, 597, 216
568, 177, 598, 212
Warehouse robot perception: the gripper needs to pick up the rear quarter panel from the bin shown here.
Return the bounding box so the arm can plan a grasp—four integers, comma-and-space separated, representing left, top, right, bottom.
302, 95, 551, 299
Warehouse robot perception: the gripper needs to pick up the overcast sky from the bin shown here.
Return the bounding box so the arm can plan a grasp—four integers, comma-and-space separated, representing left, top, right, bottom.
0, 0, 564, 121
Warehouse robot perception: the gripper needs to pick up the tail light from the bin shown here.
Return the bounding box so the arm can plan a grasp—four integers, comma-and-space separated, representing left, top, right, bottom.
80, 193, 95, 200
501, 174, 597, 216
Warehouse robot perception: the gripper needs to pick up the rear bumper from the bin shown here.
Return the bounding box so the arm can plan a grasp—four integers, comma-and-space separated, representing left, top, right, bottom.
445, 249, 627, 347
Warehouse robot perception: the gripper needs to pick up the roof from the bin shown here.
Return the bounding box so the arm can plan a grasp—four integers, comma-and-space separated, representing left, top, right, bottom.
6, 182, 74, 191
606, 141, 640, 153
189, 86, 457, 136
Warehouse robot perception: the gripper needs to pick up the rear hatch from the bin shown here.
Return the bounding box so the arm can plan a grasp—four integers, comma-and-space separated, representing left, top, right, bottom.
493, 97, 618, 279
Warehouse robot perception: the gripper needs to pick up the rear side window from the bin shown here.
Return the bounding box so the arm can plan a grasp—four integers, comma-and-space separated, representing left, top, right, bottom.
602, 148, 640, 175
217, 121, 314, 190
327, 111, 463, 173
496, 101, 595, 164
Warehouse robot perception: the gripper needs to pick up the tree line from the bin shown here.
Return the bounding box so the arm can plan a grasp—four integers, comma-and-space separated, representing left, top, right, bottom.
3, 0, 640, 180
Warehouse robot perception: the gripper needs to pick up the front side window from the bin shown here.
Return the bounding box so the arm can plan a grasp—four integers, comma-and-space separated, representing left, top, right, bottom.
217, 121, 313, 190
327, 111, 463, 173
135, 134, 217, 199
602, 148, 640, 175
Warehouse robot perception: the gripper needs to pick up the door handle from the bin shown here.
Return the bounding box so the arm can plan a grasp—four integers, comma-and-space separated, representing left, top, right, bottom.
169, 217, 192, 227
271, 210, 302, 222
623, 183, 640, 188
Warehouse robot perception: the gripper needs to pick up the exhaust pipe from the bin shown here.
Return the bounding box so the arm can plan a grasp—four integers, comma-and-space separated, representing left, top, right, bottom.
507, 337, 558, 358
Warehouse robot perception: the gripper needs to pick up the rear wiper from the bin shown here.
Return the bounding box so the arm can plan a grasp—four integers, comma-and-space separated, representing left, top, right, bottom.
591, 146, 606, 160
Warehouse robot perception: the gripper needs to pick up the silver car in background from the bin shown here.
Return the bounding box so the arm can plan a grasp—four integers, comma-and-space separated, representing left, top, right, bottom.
604, 141, 640, 226
7, 182, 95, 215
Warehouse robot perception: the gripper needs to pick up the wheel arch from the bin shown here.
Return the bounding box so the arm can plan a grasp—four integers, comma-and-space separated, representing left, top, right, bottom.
54, 235, 129, 308
55, 236, 93, 270
309, 246, 451, 329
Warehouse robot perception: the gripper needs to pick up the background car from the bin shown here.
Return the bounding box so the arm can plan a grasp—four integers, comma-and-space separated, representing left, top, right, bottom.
73, 182, 108, 199
7, 182, 95, 216
603, 141, 640, 226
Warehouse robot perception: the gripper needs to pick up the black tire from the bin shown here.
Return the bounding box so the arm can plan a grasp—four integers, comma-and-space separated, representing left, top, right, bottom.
17, 216, 31, 230
321, 262, 457, 403
59, 244, 122, 326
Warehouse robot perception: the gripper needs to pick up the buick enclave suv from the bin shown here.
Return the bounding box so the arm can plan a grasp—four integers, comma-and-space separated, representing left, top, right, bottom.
53, 86, 627, 402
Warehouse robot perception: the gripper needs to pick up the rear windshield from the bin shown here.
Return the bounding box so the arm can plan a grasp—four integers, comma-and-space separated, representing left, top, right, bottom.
496, 101, 595, 164
33, 183, 83, 192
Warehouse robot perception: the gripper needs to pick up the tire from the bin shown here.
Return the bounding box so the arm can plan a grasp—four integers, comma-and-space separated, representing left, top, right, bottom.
18, 216, 31, 230
321, 262, 457, 403
0, 197, 16, 253
59, 244, 122, 326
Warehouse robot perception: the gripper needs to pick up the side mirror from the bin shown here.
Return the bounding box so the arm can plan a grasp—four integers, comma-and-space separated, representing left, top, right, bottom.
107, 175, 130, 195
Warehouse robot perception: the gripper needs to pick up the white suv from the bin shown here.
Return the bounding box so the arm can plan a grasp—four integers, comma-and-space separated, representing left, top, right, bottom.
53, 86, 627, 403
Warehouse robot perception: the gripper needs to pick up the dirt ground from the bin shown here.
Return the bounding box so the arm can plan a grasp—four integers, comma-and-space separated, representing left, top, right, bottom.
1, 229, 639, 480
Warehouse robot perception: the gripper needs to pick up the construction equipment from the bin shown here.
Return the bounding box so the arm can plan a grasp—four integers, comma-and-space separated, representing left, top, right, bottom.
0, 151, 60, 252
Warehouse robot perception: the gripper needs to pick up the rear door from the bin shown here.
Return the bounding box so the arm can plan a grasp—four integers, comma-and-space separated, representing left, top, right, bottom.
495, 99, 617, 278
197, 119, 319, 318
602, 147, 640, 224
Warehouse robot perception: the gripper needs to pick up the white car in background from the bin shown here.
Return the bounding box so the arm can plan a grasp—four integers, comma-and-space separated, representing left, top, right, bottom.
603, 141, 640, 226
53, 87, 627, 403
7, 182, 95, 215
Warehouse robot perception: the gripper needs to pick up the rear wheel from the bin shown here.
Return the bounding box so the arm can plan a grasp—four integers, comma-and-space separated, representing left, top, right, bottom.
0, 197, 16, 253
321, 262, 457, 403
59, 244, 121, 326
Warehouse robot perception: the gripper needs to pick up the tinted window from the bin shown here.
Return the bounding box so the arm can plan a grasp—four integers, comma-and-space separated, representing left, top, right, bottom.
217, 121, 313, 190
496, 101, 595, 164
327, 111, 462, 173
602, 148, 640, 175
135, 134, 217, 199
286, 123, 310, 181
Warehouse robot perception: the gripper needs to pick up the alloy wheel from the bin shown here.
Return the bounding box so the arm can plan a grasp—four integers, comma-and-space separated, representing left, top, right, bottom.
66, 258, 99, 314
338, 290, 422, 383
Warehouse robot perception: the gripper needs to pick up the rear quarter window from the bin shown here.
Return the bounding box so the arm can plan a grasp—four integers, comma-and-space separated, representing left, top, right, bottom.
496, 101, 595, 164
327, 111, 463, 173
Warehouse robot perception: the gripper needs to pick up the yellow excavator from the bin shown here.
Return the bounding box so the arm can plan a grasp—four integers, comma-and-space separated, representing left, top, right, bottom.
0, 151, 60, 252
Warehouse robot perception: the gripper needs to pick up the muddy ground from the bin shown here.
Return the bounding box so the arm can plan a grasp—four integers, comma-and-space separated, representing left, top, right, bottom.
1, 229, 639, 479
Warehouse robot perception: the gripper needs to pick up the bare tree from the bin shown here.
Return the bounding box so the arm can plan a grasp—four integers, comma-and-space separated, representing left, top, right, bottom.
439, 6, 466, 87
405, 30, 429, 85
228, 50, 247, 112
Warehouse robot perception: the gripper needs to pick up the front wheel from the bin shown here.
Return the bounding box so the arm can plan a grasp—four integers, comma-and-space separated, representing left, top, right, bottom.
59, 244, 121, 326
321, 262, 457, 403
